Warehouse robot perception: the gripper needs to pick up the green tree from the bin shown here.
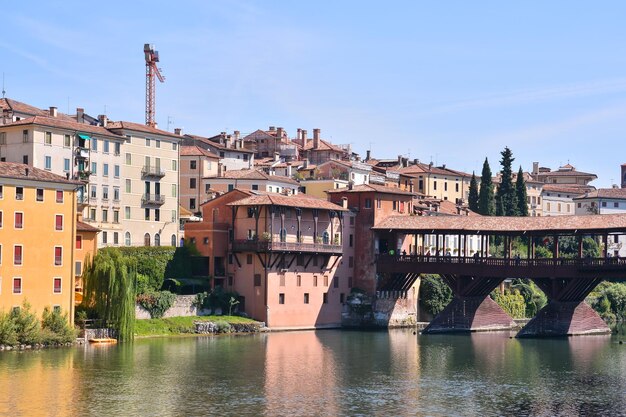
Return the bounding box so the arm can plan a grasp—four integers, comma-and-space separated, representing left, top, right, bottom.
420, 275, 452, 315
82, 249, 136, 342
478, 158, 496, 216
515, 166, 529, 216
495, 146, 518, 216
468, 172, 479, 212
164, 239, 201, 280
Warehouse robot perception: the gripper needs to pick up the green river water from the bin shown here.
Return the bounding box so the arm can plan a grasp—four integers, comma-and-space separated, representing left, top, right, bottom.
1, 328, 626, 416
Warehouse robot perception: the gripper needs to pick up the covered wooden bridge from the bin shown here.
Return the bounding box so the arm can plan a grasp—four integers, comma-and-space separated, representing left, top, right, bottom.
373, 214, 626, 337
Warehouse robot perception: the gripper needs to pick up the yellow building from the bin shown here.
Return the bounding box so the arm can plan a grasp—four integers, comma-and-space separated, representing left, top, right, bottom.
0, 162, 82, 323
398, 163, 472, 203
300, 179, 349, 199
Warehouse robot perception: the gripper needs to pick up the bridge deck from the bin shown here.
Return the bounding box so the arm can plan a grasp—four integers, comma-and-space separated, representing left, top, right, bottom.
377, 255, 626, 280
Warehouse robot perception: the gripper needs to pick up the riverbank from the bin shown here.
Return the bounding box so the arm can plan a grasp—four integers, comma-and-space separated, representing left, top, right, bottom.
134, 315, 262, 337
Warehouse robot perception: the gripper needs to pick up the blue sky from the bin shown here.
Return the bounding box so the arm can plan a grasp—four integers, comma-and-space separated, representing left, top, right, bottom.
2, 1, 625, 186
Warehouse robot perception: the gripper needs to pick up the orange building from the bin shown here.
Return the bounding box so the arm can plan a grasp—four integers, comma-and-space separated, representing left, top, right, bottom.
74, 218, 100, 304
0, 162, 82, 323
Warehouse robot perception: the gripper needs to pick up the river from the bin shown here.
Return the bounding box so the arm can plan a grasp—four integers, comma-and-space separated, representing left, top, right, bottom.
1, 328, 626, 416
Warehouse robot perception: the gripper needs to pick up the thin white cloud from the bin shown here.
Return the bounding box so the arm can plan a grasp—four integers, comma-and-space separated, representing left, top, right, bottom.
416, 78, 626, 117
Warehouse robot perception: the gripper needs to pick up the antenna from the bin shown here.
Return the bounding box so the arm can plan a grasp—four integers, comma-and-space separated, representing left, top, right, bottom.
2, 73, 5, 98
167, 115, 173, 131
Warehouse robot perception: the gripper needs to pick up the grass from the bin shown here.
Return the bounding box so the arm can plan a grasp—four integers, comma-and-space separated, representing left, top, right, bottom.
134, 315, 258, 337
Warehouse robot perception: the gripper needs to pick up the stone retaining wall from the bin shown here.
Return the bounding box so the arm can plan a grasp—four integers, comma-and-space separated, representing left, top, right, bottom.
135, 295, 209, 319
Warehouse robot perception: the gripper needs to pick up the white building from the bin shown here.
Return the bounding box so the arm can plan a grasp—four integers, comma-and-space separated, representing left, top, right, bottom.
540, 184, 591, 217
574, 188, 626, 257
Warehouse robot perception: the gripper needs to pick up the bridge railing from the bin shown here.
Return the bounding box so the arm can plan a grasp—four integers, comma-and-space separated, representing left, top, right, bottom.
380, 254, 626, 268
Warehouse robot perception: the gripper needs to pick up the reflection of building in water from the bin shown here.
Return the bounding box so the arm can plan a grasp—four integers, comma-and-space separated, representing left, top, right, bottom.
263, 332, 339, 416
0, 350, 76, 415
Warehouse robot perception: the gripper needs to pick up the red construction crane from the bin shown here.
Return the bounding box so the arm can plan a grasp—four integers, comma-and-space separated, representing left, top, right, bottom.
144, 43, 165, 127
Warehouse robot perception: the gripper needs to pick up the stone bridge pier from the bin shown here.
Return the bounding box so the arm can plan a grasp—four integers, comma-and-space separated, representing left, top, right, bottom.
422, 274, 516, 333
517, 277, 610, 337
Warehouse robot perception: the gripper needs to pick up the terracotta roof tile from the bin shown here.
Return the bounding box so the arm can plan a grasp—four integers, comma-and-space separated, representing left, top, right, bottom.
106, 121, 182, 139
76, 220, 100, 232
0, 162, 83, 185
326, 183, 418, 196
180, 145, 219, 158
542, 184, 593, 194
228, 193, 348, 211
184, 134, 254, 153
0, 116, 125, 139
574, 188, 626, 200
210, 169, 299, 185
373, 213, 626, 234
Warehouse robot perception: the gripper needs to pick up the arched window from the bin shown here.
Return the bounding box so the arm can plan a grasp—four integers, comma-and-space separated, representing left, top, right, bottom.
322, 231, 329, 245
280, 228, 287, 242
125, 232, 131, 246
171, 234, 177, 247
154, 233, 161, 247
144, 233, 151, 246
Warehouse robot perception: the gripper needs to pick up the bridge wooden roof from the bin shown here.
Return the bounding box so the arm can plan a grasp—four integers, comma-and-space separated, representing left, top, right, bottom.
373, 214, 626, 235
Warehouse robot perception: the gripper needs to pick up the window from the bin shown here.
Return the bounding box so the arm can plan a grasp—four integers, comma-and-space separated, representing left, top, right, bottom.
190, 178, 197, 189
254, 274, 261, 287
102, 232, 108, 244
350, 216, 354, 225
63, 158, 70, 172
14, 245, 23, 265
348, 277, 353, 288
53, 278, 62, 294
323, 293, 328, 304
334, 277, 339, 288
455, 183, 459, 192
340, 293, 345, 303
615, 202, 620, 208
22, 155, 28, 164
103, 140, 109, 153
444, 182, 448, 192
313, 275, 318, 287
90, 208, 96, 221
15, 212, 23, 229
45, 131, 52, 145
145, 137, 151, 146
156, 140, 160, 148
0, 185, 3, 199
114, 165, 120, 178
228, 184, 234, 192
279, 293, 285, 304
16, 187, 23, 200
252, 184, 259, 191
36, 188, 44, 202
22, 130, 28, 142
75, 261, 82, 276
125, 179, 132, 193
171, 184, 177, 197
172, 160, 177, 171
324, 275, 329, 286
102, 186, 109, 200
172, 210, 177, 222
91, 138, 98, 151
103, 163, 109, 177
297, 275, 302, 287
126, 153, 132, 165
102, 209, 108, 223
54, 247, 62, 265
154, 233, 160, 246
190, 198, 196, 210
602, 201, 607, 208
55, 215, 63, 230
0, 211, 3, 228
114, 187, 120, 201
220, 151, 225, 158
173, 142, 177, 150
0, 132, 5, 145
114, 142, 121, 155
190, 160, 197, 170
13, 278, 22, 294
45, 156, 52, 170
125, 232, 131, 246
91, 162, 97, 175
349, 234, 353, 247
247, 254, 253, 264
144, 233, 151, 246
76, 235, 83, 249
304, 293, 310, 304
90, 185, 96, 199
145, 208, 150, 221
364, 198, 372, 209
155, 209, 160, 222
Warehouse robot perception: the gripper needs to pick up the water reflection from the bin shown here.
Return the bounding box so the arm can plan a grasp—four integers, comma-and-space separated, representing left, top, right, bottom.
0, 330, 625, 416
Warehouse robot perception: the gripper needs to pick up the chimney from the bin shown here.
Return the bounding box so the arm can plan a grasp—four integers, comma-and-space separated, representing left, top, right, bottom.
342, 197, 348, 209
25, 167, 29, 176
234, 130, 240, 140
366, 150, 371, 161
403, 158, 409, 168
269, 126, 276, 132
428, 162, 433, 170
398, 155, 403, 164
76, 107, 84, 123
274, 152, 280, 162
174, 128, 183, 136
286, 162, 292, 177
303, 159, 309, 169
98, 114, 108, 127
409, 180, 414, 193
348, 181, 354, 190
302, 129, 308, 143
49, 106, 58, 117
276, 127, 284, 140
532, 162, 539, 175
297, 128, 302, 141
622, 164, 626, 189
313, 128, 321, 149
442, 164, 446, 169
224, 135, 232, 149
413, 158, 418, 165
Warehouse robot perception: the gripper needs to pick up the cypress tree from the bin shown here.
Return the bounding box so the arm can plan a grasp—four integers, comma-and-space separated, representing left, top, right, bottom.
468, 172, 479, 212
516, 166, 529, 216
496, 146, 518, 216
478, 158, 495, 216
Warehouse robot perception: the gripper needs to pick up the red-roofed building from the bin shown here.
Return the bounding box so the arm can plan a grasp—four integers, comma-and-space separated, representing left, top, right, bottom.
291, 128, 351, 165
179, 145, 220, 214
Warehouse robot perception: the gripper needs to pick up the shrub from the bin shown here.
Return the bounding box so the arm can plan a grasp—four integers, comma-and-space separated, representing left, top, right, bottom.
214, 320, 232, 333
136, 290, 177, 319
420, 275, 452, 315
11, 302, 41, 345
492, 290, 526, 319
0, 312, 18, 346
41, 307, 76, 344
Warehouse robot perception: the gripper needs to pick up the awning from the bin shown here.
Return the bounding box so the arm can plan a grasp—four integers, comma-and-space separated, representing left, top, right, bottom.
78, 133, 91, 140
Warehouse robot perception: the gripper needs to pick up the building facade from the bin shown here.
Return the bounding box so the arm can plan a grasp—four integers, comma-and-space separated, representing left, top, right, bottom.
179, 145, 220, 214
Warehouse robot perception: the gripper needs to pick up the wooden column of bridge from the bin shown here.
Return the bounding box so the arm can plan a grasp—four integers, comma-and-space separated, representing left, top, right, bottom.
373, 213, 626, 337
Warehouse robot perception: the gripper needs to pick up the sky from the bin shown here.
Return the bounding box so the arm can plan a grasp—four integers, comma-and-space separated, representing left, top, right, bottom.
2, 1, 626, 187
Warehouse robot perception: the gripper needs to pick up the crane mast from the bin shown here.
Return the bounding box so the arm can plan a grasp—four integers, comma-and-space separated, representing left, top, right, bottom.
144, 43, 165, 127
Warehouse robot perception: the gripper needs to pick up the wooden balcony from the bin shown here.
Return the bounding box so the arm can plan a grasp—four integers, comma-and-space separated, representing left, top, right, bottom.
232, 239, 343, 254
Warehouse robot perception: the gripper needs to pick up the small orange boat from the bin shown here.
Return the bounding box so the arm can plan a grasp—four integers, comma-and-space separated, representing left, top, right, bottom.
88, 338, 117, 344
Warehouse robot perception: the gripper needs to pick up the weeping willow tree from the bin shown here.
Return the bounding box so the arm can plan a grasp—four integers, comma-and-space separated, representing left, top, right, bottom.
82, 248, 136, 342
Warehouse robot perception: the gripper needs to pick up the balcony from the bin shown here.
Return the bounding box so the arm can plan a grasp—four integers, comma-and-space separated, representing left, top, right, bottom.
232, 239, 343, 255
75, 148, 89, 159
142, 193, 165, 205
141, 165, 165, 178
